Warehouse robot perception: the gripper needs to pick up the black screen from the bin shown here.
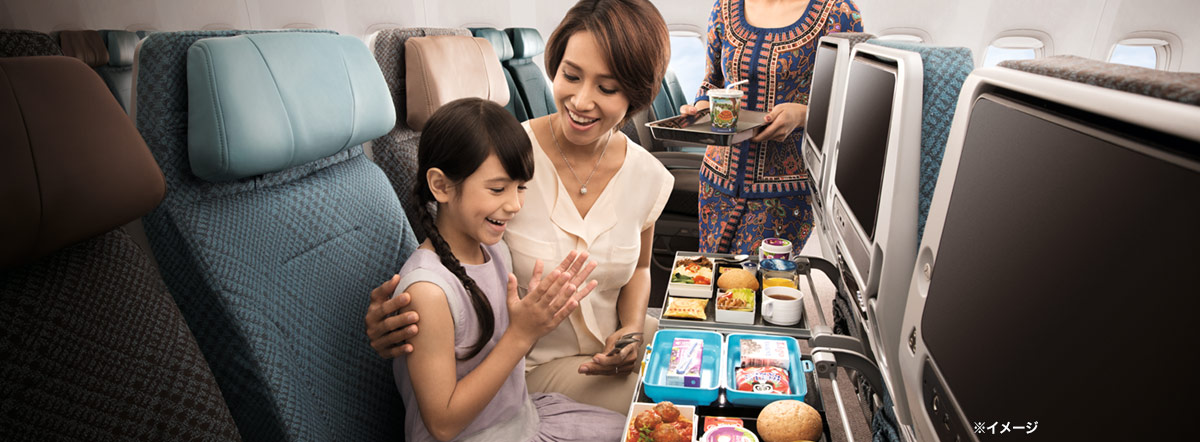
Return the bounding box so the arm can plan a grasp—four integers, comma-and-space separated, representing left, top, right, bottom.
804, 44, 838, 152
833, 57, 896, 240
921, 94, 1200, 439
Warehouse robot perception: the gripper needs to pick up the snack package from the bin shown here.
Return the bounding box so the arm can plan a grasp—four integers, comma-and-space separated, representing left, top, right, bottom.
703, 416, 745, 432
667, 338, 703, 388
735, 366, 791, 394
739, 338, 789, 369
664, 297, 708, 320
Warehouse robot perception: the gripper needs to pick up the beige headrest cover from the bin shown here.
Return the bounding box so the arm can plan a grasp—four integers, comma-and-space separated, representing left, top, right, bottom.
405, 35, 509, 131
0, 57, 165, 268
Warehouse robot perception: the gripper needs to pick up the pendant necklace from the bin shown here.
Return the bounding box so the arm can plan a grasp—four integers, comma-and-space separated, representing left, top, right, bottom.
549, 113, 611, 196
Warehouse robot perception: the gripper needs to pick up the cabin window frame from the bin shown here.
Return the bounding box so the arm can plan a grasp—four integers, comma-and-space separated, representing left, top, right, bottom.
1107, 31, 1180, 71
982, 30, 1053, 68
667, 24, 705, 105
876, 27, 931, 44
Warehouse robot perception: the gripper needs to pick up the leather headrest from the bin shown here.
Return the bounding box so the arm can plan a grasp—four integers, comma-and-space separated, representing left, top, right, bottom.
186, 33, 396, 181
58, 30, 109, 68
0, 57, 165, 268
405, 35, 509, 131
472, 28, 514, 61
104, 30, 139, 67
505, 27, 544, 59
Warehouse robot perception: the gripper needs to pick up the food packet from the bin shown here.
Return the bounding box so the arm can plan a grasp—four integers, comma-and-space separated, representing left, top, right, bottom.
664, 297, 708, 320
703, 416, 745, 432
739, 338, 789, 369
735, 366, 791, 394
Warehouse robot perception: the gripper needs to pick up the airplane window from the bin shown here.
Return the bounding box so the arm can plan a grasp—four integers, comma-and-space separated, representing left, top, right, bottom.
877, 34, 923, 43
982, 47, 1036, 67
1109, 38, 1168, 70
983, 36, 1045, 67
669, 31, 705, 102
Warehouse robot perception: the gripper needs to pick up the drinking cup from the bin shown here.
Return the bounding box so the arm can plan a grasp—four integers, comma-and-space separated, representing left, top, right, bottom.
708, 88, 744, 133
761, 286, 804, 326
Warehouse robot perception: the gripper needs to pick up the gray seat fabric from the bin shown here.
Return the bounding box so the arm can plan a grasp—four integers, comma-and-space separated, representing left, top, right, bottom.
471, 27, 529, 121
1000, 55, 1200, 106
369, 27, 471, 241
0, 55, 240, 441
0, 29, 62, 57
96, 30, 139, 112
504, 27, 557, 118
134, 30, 418, 442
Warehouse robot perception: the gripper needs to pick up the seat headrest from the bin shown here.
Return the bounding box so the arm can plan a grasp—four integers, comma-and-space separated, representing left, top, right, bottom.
58, 30, 109, 67
0, 29, 63, 57
0, 57, 165, 268
186, 32, 396, 181
505, 27, 544, 59
404, 35, 509, 131
1000, 55, 1200, 107
471, 27, 514, 61
826, 32, 875, 47
103, 30, 139, 67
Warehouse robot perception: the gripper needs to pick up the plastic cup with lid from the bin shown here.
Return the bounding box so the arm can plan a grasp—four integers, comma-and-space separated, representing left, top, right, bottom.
708, 88, 744, 133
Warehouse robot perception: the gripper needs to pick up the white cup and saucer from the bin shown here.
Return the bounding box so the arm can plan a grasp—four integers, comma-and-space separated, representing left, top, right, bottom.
761, 286, 804, 326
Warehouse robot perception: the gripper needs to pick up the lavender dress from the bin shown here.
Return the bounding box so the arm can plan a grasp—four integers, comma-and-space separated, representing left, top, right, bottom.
393, 241, 625, 442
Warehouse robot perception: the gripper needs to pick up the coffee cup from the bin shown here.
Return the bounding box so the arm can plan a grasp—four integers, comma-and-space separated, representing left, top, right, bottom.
708, 88, 744, 133
761, 286, 804, 326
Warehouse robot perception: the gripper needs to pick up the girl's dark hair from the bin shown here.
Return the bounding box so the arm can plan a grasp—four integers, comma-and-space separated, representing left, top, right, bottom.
413, 97, 534, 360
545, 0, 671, 125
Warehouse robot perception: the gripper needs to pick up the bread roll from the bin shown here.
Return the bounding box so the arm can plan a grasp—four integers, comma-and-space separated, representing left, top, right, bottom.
756, 399, 822, 442
717, 268, 759, 290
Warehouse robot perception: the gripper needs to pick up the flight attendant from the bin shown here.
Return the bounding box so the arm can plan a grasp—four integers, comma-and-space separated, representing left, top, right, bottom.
682, 0, 863, 254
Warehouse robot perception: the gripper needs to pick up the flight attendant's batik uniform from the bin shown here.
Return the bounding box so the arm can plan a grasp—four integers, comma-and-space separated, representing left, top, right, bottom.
697, 0, 863, 254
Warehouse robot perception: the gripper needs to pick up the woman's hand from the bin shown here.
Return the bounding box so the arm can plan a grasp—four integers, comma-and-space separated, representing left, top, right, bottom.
506, 259, 598, 348
365, 274, 421, 359
679, 100, 710, 116
752, 102, 807, 142
579, 325, 645, 376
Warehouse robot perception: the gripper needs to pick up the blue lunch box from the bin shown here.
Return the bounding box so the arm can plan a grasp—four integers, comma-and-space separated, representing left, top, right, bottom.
641, 329, 723, 406
723, 333, 814, 407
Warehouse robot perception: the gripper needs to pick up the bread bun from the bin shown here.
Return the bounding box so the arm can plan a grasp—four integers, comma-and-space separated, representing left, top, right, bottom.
756, 399, 822, 442
717, 268, 759, 290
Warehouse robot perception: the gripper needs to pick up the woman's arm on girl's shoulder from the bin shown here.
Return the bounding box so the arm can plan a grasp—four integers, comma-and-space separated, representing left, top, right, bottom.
402, 280, 532, 442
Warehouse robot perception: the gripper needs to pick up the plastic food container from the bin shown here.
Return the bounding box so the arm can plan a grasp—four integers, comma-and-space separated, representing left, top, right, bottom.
621, 402, 698, 442
758, 237, 793, 262
668, 252, 716, 298
702, 425, 759, 442
723, 333, 814, 407
642, 329, 723, 406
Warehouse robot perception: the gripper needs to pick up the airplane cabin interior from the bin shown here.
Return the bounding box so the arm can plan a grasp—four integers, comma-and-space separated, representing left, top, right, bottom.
2, 1, 1199, 441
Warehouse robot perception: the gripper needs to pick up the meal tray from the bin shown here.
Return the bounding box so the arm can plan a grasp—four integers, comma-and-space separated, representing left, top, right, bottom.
647, 109, 768, 146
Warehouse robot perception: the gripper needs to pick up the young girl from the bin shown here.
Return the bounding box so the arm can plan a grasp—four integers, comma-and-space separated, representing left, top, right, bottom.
392, 98, 625, 442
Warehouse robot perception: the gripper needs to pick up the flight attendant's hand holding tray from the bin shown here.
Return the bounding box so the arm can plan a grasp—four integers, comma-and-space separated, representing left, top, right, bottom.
646, 107, 768, 146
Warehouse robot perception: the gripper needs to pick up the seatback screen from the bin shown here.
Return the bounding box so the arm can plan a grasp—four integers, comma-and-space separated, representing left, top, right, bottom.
921, 94, 1200, 437
804, 44, 838, 152
833, 57, 896, 240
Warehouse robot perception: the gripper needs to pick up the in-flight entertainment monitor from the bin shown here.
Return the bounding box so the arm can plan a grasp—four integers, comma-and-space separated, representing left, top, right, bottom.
898, 69, 1200, 441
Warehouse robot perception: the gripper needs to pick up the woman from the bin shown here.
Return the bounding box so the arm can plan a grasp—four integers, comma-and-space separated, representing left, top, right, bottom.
366, 0, 672, 414
682, 0, 863, 254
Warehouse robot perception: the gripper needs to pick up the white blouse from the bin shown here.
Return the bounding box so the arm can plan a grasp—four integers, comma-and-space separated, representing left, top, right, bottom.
506, 122, 673, 369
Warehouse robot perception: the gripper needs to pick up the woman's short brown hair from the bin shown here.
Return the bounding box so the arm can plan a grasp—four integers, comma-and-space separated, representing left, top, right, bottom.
545, 0, 670, 122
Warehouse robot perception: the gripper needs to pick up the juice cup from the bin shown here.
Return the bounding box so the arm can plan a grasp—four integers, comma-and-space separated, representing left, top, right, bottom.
708, 88, 743, 133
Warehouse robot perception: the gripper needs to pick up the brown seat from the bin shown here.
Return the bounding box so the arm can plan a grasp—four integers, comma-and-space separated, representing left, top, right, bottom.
0, 56, 241, 441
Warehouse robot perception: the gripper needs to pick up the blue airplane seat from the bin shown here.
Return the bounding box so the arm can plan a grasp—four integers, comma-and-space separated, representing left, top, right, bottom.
867, 39, 974, 245
471, 27, 529, 121
368, 27, 471, 241
0, 56, 240, 440
504, 27, 557, 118
95, 30, 140, 113
134, 30, 418, 441
0, 29, 62, 56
